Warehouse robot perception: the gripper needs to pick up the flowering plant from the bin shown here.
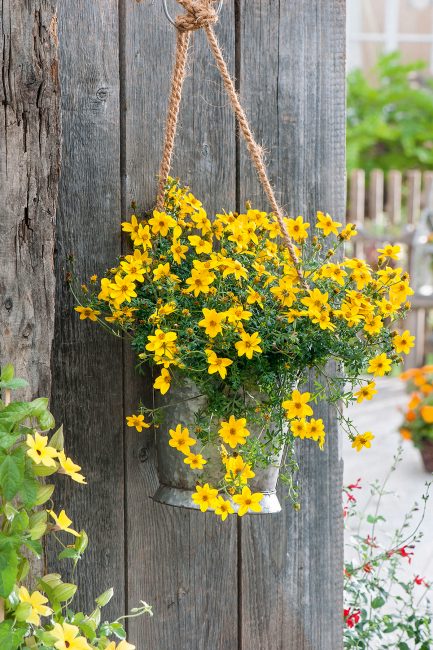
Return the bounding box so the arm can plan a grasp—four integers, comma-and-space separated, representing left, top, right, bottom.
399, 365, 433, 446
74, 178, 414, 516
0, 364, 151, 649
344, 451, 433, 649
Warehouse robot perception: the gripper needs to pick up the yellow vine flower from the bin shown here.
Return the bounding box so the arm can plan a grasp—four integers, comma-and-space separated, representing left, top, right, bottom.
50, 622, 91, 650
105, 641, 136, 650
57, 451, 87, 484
18, 587, 52, 626
26, 433, 58, 467
48, 510, 79, 537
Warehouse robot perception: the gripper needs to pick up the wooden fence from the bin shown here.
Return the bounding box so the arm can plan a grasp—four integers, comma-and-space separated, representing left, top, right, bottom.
1, 2, 346, 648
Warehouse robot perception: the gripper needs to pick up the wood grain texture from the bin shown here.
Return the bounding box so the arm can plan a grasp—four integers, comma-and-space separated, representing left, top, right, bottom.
123, 2, 238, 648
49, 0, 124, 618
238, 2, 345, 649
0, 0, 60, 397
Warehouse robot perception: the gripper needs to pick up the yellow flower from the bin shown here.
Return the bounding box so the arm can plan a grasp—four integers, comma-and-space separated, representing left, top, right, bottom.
153, 262, 171, 281
393, 330, 415, 355
282, 390, 313, 420
315, 211, 342, 236
351, 431, 375, 452
126, 414, 151, 432
185, 268, 215, 296
98, 278, 111, 301
198, 308, 225, 338
300, 288, 329, 317
311, 309, 335, 331
235, 331, 262, 359
286, 216, 310, 242
48, 510, 79, 537
188, 235, 212, 255
26, 433, 58, 467
171, 239, 188, 264
350, 267, 372, 290
148, 210, 176, 236
146, 330, 178, 356
120, 257, 145, 283
377, 243, 400, 261
134, 224, 152, 249
184, 452, 207, 470
290, 418, 308, 439
222, 259, 248, 281
214, 496, 235, 521
192, 483, 218, 512
57, 451, 87, 484
389, 281, 414, 306
153, 368, 172, 395
205, 350, 233, 379
168, 424, 196, 454
105, 641, 136, 650
354, 382, 377, 403
270, 277, 298, 307
320, 263, 347, 286
109, 274, 137, 306
367, 353, 392, 377
219, 415, 250, 449
224, 455, 255, 484
246, 287, 264, 308
74, 306, 100, 321
225, 306, 252, 323
50, 622, 91, 650
18, 586, 52, 626
363, 315, 383, 336
339, 223, 357, 240
121, 214, 140, 238
305, 418, 326, 449
233, 486, 263, 516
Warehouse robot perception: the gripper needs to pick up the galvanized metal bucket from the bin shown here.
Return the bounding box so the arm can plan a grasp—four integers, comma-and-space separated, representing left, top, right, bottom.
152, 378, 283, 513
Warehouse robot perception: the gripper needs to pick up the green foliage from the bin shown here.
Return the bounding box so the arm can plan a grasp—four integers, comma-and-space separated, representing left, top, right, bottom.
0, 364, 152, 649
347, 52, 433, 174
344, 449, 433, 648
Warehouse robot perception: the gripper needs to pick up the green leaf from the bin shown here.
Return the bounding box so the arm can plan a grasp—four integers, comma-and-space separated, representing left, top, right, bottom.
28, 398, 49, 417
49, 425, 64, 451
57, 548, 81, 561
0, 378, 28, 390
0, 455, 23, 500
366, 514, 385, 524
37, 409, 55, 432
33, 463, 58, 477
0, 540, 19, 597
74, 530, 88, 554
19, 477, 39, 507
0, 364, 14, 382
16, 557, 30, 582
0, 620, 14, 650
105, 622, 127, 640
52, 582, 77, 602
95, 587, 114, 607
371, 596, 385, 609
34, 483, 55, 506
14, 601, 32, 622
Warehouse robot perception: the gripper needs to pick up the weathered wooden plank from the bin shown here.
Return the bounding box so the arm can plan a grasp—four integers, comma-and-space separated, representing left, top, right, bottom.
387, 170, 402, 225
369, 169, 384, 225
350, 169, 365, 258
123, 2, 238, 648
407, 170, 421, 225
239, 1, 345, 648
0, 0, 60, 396
49, 0, 124, 617
423, 171, 433, 210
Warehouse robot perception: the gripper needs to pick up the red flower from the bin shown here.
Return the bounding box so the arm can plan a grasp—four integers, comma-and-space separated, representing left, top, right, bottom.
348, 478, 362, 490
414, 575, 428, 587
364, 535, 378, 548
344, 607, 361, 628
398, 546, 414, 563
347, 493, 357, 503
363, 563, 373, 573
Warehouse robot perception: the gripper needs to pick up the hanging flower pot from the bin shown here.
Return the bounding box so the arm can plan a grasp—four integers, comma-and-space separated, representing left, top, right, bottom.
73, 0, 414, 519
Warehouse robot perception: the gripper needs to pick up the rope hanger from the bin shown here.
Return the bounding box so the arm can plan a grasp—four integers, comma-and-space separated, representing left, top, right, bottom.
157, 0, 306, 286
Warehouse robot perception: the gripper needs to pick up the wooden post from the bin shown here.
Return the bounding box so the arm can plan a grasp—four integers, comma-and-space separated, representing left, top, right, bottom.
350, 169, 366, 258
0, 1, 60, 394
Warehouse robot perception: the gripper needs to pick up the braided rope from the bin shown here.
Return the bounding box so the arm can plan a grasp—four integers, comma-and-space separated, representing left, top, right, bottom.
156, 0, 306, 285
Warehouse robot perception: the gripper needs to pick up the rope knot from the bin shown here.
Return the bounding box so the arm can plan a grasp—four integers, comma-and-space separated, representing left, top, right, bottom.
175, 0, 218, 32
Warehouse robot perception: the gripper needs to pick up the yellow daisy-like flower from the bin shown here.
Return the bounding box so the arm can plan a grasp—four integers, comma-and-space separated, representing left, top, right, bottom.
48, 510, 79, 537
18, 586, 52, 626
198, 308, 225, 338
282, 390, 313, 420
105, 641, 136, 650
300, 288, 329, 317
148, 210, 176, 236
235, 331, 262, 359
315, 211, 342, 237
109, 274, 137, 306
377, 243, 400, 261
351, 431, 375, 452
224, 455, 255, 485
214, 496, 235, 521
57, 450, 87, 484
205, 349, 233, 379
74, 306, 100, 321
218, 415, 250, 449
290, 418, 308, 439
192, 483, 218, 512
168, 424, 196, 454
50, 622, 91, 650
286, 216, 310, 242
153, 368, 172, 395
354, 382, 377, 403
121, 214, 140, 238
126, 414, 151, 432
184, 452, 207, 470
367, 353, 392, 377
393, 330, 415, 355
233, 486, 263, 516
184, 268, 215, 296
26, 433, 58, 467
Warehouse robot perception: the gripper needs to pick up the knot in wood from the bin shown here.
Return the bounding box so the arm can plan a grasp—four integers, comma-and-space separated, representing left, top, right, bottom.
175, 0, 218, 32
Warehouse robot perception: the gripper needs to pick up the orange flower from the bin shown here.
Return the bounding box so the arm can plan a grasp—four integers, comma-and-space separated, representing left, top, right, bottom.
420, 383, 433, 396
408, 393, 421, 410
421, 405, 433, 423
400, 428, 412, 441
406, 410, 416, 422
